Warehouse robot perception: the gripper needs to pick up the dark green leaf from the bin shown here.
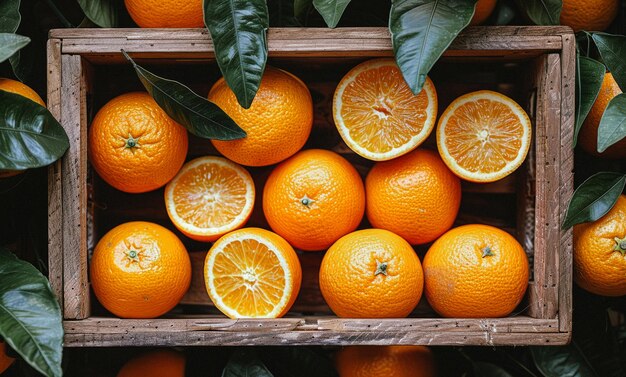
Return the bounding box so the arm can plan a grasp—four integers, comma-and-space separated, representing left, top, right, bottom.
76, 0, 121, 28
493, 0, 516, 25
562, 172, 626, 229
0, 248, 63, 377
262, 347, 338, 377
473, 362, 515, 377
389, 0, 477, 94
0, 33, 29, 64
531, 346, 597, 377
222, 349, 273, 377
0, 90, 69, 170
574, 55, 605, 147
9, 44, 32, 82
514, 0, 562, 25
294, 0, 313, 18
122, 51, 246, 140
597, 94, 626, 152
0, 0, 20, 33
592, 33, 626, 92
204, 0, 269, 109
313, 0, 351, 28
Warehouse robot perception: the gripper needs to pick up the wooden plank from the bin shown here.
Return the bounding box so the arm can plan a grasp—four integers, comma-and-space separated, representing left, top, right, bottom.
558, 32, 576, 333
61, 55, 90, 319
528, 53, 561, 319
47, 38, 63, 306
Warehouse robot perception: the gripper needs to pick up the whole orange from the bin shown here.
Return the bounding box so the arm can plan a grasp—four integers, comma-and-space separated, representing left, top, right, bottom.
366, 148, 461, 245
579, 73, 626, 159
336, 346, 435, 377
560, 0, 618, 32
90, 221, 192, 318
209, 66, 313, 167
0, 78, 46, 178
117, 349, 185, 377
0, 342, 14, 375
319, 229, 423, 318
423, 224, 529, 318
574, 195, 626, 296
125, 0, 204, 28
89, 92, 188, 193
470, 0, 497, 25
263, 149, 365, 251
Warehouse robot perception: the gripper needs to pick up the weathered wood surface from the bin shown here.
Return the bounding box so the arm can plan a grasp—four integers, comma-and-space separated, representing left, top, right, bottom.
60, 55, 90, 319
47, 39, 64, 307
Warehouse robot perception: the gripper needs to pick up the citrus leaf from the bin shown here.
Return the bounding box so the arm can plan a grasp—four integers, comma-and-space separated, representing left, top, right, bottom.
562, 172, 626, 229
222, 349, 274, 377
204, 0, 269, 109
0, 0, 20, 33
0, 90, 69, 170
514, 0, 561, 25
294, 0, 312, 18
261, 347, 338, 377
597, 94, 626, 152
313, 0, 351, 28
531, 346, 597, 377
473, 362, 515, 377
0, 248, 63, 377
0, 33, 29, 64
76, 0, 122, 28
592, 33, 626, 92
9, 43, 32, 82
122, 51, 246, 140
574, 55, 605, 147
389, 0, 477, 95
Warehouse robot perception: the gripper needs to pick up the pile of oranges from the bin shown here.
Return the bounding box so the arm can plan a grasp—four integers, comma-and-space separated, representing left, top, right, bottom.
88, 58, 534, 320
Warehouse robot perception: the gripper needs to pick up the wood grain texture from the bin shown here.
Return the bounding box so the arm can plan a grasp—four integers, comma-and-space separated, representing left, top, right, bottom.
60, 55, 90, 319
47, 39, 63, 306
558, 33, 575, 333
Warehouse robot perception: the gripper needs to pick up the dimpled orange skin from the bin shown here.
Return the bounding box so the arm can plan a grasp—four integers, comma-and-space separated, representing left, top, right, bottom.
579, 73, 626, 159
0, 342, 14, 375
90, 221, 192, 319
469, 0, 497, 25
117, 349, 185, 377
89, 92, 188, 193
423, 224, 529, 318
319, 229, 424, 318
263, 149, 365, 251
209, 67, 313, 167
336, 346, 435, 377
574, 195, 626, 296
366, 149, 461, 245
124, 0, 204, 28
560, 0, 618, 32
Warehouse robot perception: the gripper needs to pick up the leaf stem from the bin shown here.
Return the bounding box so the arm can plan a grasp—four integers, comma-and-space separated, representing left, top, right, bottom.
42, 0, 73, 28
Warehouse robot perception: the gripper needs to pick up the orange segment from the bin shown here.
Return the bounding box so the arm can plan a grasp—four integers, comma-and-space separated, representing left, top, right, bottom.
204, 228, 302, 318
165, 156, 255, 242
437, 90, 532, 183
333, 58, 437, 161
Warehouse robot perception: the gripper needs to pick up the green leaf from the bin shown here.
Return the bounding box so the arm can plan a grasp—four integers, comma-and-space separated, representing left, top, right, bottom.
122, 51, 246, 140
562, 172, 626, 229
514, 0, 562, 25
0, 90, 69, 170
0, 33, 29, 64
294, 0, 313, 18
592, 33, 626, 92
262, 347, 338, 377
531, 346, 597, 377
76, 0, 121, 28
0, 247, 63, 377
312, 0, 351, 28
204, 0, 269, 109
473, 362, 515, 377
222, 349, 274, 377
597, 94, 626, 152
389, 0, 477, 95
9, 44, 32, 82
0, 0, 20, 33
574, 55, 605, 147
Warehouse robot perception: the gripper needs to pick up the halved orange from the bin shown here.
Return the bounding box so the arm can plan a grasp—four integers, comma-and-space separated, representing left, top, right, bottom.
164, 156, 255, 242
437, 90, 532, 183
332, 58, 438, 161
204, 228, 302, 318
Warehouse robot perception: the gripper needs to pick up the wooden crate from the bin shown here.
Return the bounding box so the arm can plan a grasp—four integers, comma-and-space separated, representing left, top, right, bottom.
47, 26, 575, 347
